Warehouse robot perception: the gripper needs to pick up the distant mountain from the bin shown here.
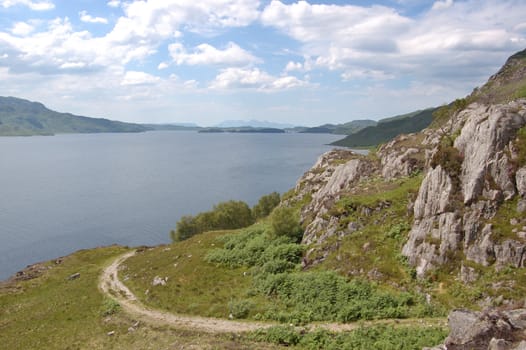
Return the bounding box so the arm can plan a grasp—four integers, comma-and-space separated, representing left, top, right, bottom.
299, 120, 377, 134
0, 96, 149, 136
331, 107, 437, 147
142, 123, 201, 131
215, 120, 295, 129
199, 126, 285, 133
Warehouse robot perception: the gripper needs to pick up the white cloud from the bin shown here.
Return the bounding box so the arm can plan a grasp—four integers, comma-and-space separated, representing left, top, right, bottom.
342, 69, 394, 81
121, 70, 160, 86
431, 0, 454, 11
169, 42, 259, 66
107, 0, 120, 8
11, 22, 34, 36
0, 0, 261, 77
107, 0, 260, 45
1, 0, 54, 10
79, 10, 109, 24
261, 0, 526, 83
59, 61, 86, 69
285, 61, 303, 72
209, 67, 307, 91
157, 62, 169, 70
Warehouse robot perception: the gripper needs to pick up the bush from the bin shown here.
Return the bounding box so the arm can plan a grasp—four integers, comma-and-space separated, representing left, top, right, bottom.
171, 200, 255, 242
100, 298, 120, 316
206, 223, 440, 324
228, 299, 254, 319
205, 226, 302, 269
270, 206, 303, 242
250, 325, 448, 350
252, 192, 281, 219
251, 326, 301, 346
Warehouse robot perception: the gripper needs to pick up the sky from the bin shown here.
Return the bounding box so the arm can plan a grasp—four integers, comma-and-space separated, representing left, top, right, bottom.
0, 0, 525, 126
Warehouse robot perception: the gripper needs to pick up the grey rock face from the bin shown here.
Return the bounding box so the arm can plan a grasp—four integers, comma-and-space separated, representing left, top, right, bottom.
454, 101, 526, 204
404, 100, 526, 276
516, 167, 526, 198
377, 133, 428, 179
428, 308, 526, 350
299, 152, 379, 247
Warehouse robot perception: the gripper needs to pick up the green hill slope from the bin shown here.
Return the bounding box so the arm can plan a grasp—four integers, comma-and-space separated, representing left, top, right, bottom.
330, 108, 437, 147
0, 96, 149, 136
299, 120, 377, 135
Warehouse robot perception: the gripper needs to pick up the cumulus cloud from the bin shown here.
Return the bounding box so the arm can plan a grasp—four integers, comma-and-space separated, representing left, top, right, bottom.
0, 0, 261, 76
79, 10, 109, 24
1, 0, 54, 10
107, 0, 120, 8
261, 0, 526, 83
285, 61, 303, 72
431, 0, 454, 11
121, 70, 160, 86
209, 67, 307, 91
11, 22, 34, 36
157, 62, 169, 70
169, 42, 259, 66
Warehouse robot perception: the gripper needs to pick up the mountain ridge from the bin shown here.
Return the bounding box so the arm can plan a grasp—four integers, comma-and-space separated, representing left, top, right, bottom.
0, 96, 149, 136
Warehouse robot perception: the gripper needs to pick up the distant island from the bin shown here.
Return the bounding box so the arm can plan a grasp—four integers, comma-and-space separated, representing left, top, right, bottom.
0, 96, 435, 146
0, 96, 149, 136
198, 127, 285, 133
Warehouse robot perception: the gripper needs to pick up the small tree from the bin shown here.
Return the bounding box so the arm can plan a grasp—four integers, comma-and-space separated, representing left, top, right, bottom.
253, 192, 281, 219
270, 206, 303, 242
213, 200, 254, 229
172, 215, 199, 241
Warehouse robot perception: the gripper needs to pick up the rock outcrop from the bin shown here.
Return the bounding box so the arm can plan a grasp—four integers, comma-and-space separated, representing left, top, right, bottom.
403, 99, 526, 277
426, 308, 526, 350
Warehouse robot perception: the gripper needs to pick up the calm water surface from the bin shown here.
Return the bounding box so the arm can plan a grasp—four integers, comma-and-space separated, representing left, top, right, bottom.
0, 131, 342, 280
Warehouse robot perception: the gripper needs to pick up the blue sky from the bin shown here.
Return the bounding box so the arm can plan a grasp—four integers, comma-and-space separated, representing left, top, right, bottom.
0, 0, 525, 126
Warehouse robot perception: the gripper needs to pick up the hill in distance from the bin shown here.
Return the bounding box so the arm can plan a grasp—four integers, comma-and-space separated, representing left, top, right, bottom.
0, 96, 149, 136
331, 107, 437, 147
298, 119, 377, 134
214, 119, 295, 129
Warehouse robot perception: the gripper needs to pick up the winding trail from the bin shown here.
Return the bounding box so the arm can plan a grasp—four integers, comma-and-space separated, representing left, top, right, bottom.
99, 250, 446, 334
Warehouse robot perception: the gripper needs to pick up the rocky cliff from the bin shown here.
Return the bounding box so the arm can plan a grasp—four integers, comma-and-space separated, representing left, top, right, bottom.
290, 49, 526, 304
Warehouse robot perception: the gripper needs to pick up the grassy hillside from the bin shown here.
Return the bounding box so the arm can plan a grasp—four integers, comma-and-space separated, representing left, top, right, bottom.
331, 108, 436, 147
0, 96, 149, 136
0, 246, 281, 349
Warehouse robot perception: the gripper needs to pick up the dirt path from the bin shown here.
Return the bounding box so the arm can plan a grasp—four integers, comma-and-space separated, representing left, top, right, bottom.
99, 250, 446, 334
99, 250, 273, 333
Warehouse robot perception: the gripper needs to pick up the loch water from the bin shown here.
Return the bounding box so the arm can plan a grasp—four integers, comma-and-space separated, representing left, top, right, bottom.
0, 131, 342, 280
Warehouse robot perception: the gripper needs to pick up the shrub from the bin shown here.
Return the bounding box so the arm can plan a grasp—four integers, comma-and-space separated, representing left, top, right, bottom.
250, 326, 301, 346
252, 192, 281, 219
100, 298, 120, 316
250, 325, 448, 350
270, 206, 303, 242
171, 200, 255, 242
228, 299, 254, 319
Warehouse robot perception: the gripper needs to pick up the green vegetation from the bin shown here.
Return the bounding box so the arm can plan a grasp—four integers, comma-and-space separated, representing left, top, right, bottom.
331, 108, 437, 147
430, 136, 464, 191
512, 126, 526, 168
253, 192, 281, 219
0, 246, 276, 349
269, 206, 303, 242
251, 325, 447, 349
0, 96, 149, 136
171, 200, 254, 241
315, 175, 423, 282
430, 98, 470, 129
204, 207, 438, 324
